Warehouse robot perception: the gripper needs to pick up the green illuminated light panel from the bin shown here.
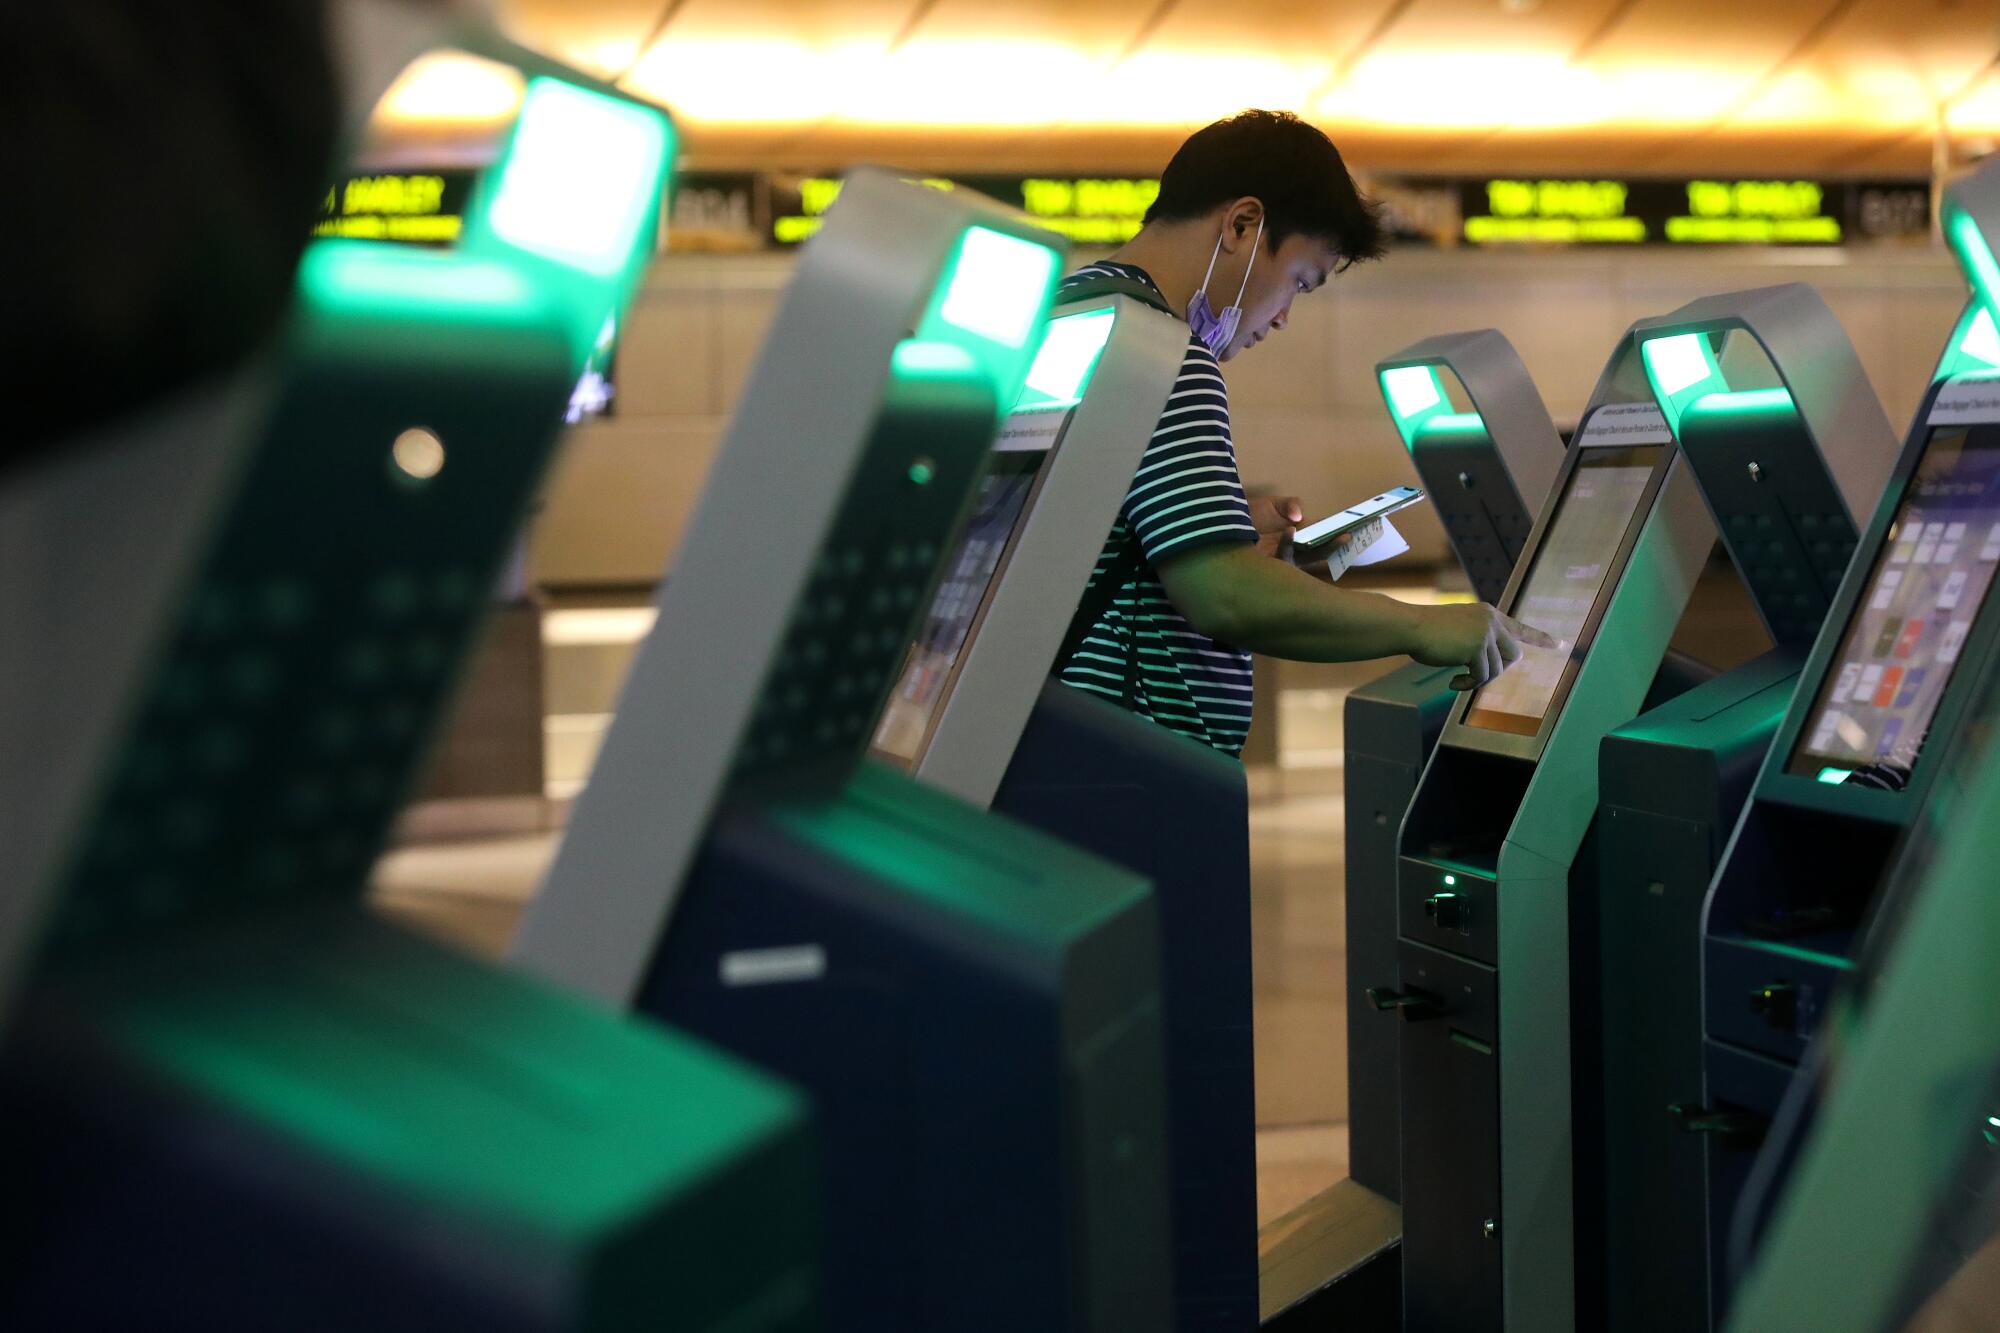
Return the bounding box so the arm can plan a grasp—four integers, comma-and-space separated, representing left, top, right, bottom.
891, 339, 980, 380
1015, 308, 1116, 411
937, 226, 1059, 349
1643, 331, 1727, 428
1685, 387, 1798, 419
1961, 307, 2000, 370
914, 224, 1063, 421
482, 78, 671, 277
1383, 365, 1443, 419
297, 242, 539, 322
1817, 766, 1853, 785
1645, 333, 1719, 397
1418, 412, 1489, 435
1949, 210, 2000, 319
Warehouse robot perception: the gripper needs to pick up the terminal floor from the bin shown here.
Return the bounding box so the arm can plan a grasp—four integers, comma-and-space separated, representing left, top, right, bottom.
370, 715, 1366, 1234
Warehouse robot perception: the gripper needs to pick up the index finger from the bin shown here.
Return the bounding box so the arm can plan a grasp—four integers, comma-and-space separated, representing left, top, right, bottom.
1506, 616, 1559, 651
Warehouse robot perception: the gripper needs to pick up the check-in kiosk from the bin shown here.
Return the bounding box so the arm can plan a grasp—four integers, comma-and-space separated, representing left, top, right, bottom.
866, 282, 1260, 1331
1586, 285, 1895, 1331
1696, 163, 2000, 1324
1344, 332, 1564, 1204
0, 55, 820, 1332
517, 171, 1175, 1332
1721, 566, 2000, 1333
1376, 312, 1721, 1333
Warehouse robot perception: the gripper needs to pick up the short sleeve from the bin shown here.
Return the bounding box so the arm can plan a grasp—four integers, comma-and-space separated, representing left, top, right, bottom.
1122, 338, 1259, 564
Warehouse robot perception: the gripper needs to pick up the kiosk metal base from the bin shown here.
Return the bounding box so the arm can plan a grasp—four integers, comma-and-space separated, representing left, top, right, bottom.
1592, 651, 1796, 1331
648, 759, 1173, 1333
993, 680, 1258, 1333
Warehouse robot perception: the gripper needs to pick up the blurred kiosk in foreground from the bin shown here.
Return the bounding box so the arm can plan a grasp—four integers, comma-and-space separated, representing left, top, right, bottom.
517, 171, 1175, 1333
1374, 310, 1721, 1333
1696, 160, 2000, 1324
867, 275, 1263, 1332
1589, 285, 1895, 1332
1344, 331, 1564, 1206
0, 47, 819, 1332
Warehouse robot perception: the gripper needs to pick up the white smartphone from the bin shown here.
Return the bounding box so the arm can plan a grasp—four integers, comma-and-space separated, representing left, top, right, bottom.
1293, 485, 1426, 549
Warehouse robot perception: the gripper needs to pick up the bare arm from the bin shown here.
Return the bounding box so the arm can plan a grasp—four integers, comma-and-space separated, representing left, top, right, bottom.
1156, 542, 1554, 688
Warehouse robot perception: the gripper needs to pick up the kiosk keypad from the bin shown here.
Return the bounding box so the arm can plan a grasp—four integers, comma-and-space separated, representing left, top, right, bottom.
733, 369, 996, 782
45, 327, 571, 952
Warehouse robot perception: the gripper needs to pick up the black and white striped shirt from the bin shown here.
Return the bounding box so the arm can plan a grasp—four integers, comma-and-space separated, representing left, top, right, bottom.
1055, 262, 1259, 755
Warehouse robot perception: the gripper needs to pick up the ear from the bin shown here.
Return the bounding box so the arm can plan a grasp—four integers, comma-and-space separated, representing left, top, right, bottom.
1222, 197, 1265, 250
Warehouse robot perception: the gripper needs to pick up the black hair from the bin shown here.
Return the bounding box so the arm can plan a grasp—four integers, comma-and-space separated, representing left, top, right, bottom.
1145, 110, 1386, 271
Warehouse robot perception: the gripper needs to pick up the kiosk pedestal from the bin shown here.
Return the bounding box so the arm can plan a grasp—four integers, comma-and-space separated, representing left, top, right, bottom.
867, 276, 1242, 1328
993, 679, 1255, 1332
1697, 309, 2000, 1321
520, 172, 1175, 1333
1720, 169, 2000, 1331
1345, 333, 1563, 1202
1590, 283, 1895, 1332
1385, 321, 1721, 1333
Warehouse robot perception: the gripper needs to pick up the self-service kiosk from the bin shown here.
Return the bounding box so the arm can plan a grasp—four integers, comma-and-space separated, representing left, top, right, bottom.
1696, 162, 2000, 1325
1586, 285, 1896, 1331
1722, 554, 2000, 1333
517, 171, 1175, 1332
1377, 310, 1724, 1333
1344, 332, 1565, 1204
0, 53, 819, 1332
865, 280, 1262, 1331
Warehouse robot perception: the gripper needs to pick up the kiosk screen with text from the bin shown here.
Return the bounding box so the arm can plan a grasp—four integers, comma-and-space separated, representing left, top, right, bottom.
1789, 425, 2000, 783
874, 450, 1046, 763
1464, 446, 1661, 735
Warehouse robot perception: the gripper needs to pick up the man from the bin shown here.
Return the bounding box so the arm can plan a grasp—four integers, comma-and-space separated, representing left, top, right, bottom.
1056, 110, 1551, 755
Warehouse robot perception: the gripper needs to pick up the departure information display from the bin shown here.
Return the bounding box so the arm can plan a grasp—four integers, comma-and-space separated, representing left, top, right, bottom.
1789, 424, 2000, 785
1464, 445, 1662, 735
874, 448, 1046, 764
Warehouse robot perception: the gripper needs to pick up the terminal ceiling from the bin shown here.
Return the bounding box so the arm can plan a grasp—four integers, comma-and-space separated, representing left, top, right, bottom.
482, 0, 2000, 175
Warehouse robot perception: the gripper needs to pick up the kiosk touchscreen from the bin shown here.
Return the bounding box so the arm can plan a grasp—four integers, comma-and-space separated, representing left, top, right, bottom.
1695, 165, 2000, 1325
1375, 316, 1717, 1333
0, 52, 819, 1333
1587, 285, 1894, 1332
1344, 331, 1564, 1203
517, 172, 1175, 1333
864, 280, 1263, 1332
870, 288, 1186, 801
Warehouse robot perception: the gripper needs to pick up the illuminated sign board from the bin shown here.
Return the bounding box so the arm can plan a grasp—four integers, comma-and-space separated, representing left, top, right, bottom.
594, 170, 1932, 253
1464, 179, 1645, 244
315, 170, 475, 245
1450, 177, 1926, 247
769, 175, 1159, 247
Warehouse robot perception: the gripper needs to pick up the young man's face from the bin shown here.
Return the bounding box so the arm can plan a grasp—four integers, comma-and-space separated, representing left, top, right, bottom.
1217, 232, 1343, 362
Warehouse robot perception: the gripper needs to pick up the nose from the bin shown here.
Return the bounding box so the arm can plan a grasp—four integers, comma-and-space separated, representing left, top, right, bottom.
1270, 306, 1289, 333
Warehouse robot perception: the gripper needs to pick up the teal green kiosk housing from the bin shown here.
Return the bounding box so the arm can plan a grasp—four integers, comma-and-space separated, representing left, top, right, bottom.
517, 171, 1175, 1332
1587, 285, 1896, 1332
1381, 308, 1723, 1333
1695, 157, 2000, 1326
0, 45, 817, 1332
1345, 331, 1565, 1206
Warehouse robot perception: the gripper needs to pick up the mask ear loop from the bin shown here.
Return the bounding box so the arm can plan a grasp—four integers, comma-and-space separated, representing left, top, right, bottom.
1230, 215, 1266, 307
1197, 225, 1227, 296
